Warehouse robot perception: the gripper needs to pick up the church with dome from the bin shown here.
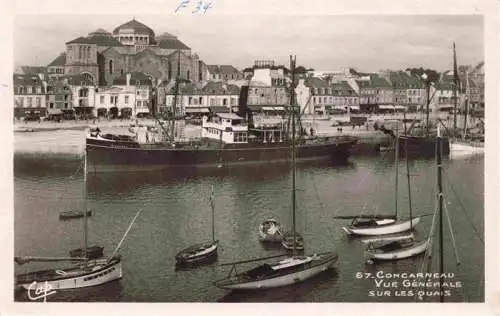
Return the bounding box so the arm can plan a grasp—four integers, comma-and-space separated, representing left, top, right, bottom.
59, 18, 207, 86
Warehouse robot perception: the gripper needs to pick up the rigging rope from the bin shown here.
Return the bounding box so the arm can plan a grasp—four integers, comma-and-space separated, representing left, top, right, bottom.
443, 173, 484, 244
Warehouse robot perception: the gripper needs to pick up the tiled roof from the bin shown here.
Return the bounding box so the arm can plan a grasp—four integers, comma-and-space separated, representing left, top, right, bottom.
20, 66, 47, 75
113, 72, 152, 85
202, 82, 240, 94
158, 38, 190, 50
48, 53, 66, 67
66, 36, 94, 44
60, 74, 94, 85
305, 77, 329, 88
207, 65, 240, 75
356, 75, 391, 89
13, 74, 43, 86
87, 34, 123, 47
113, 19, 155, 37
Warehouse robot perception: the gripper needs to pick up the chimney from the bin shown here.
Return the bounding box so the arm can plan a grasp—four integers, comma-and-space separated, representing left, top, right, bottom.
126, 73, 131, 86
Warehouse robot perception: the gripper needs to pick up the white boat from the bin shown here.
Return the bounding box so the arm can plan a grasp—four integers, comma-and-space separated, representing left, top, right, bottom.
214, 253, 337, 290
214, 56, 338, 290
365, 239, 429, 261
176, 184, 218, 266
342, 217, 420, 236
341, 131, 421, 236
258, 218, 283, 242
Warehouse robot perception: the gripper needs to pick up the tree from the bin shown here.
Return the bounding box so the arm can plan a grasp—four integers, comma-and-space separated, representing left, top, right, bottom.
405, 67, 440, 83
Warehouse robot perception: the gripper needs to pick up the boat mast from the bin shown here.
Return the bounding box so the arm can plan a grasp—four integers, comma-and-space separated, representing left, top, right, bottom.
405, 138, 413, 230
394, 125, 399, 220
211, 184, 215, 242
290, 55, 297, 256
171, 50, 182, 142
463, 71, 469, 140
452, 42, 459, 136
83, 150, 88, 264
425, 75, 430, 138
437, 126, 444, 302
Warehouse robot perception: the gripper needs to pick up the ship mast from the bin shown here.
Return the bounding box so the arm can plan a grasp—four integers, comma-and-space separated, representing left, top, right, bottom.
452, 42, 459, 136
290, 55, 297, 256
171, 50, 182, 142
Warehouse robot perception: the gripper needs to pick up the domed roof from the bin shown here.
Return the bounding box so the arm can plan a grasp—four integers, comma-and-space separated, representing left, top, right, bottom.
113, 18, 155, 37
89, 28, 111, 36
155, 32, 177, 41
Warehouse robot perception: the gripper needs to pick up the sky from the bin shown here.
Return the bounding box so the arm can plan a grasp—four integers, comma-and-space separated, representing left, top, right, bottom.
14, 14, 483, 73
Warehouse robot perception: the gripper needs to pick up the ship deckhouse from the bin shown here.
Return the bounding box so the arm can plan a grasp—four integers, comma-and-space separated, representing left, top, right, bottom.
202, 113, 248, 144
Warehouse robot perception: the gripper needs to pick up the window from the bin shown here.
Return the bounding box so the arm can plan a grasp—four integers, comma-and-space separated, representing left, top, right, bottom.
223, 98, 227, 106
137, 101, 141, 107
19, 86, 24, 94
100, 96, 104, 104
187, 70, 190, 80
125, 96, 129, 104
109, 60, 113, 74
210, 99, 216, 106
36, 97, 41, 106
188, 96, 192, 105
50, 103, 54, 109
27, 97, 32, 107
230, 98, 236, 106
27, 86, 32, 94
199, 97, 203, 105
79, 88, 89, 98
19, 98, 24, 107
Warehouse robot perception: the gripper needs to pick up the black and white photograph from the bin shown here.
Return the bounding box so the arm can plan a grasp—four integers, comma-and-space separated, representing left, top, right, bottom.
2, 0, 498, 314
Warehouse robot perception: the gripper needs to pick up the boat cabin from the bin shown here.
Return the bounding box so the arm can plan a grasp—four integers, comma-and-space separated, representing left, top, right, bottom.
202, 113, 249, 144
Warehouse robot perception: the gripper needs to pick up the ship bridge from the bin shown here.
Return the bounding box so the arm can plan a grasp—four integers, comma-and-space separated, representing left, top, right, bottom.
202, 113, 249, 143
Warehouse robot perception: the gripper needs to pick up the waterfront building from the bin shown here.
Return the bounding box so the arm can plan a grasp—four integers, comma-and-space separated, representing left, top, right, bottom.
246, 61, 288, 114
13, 73, 48, 119
301, 77, 359, 115
162, 81, 240, 115
47, 53, 66, 80
355, 75, 393, 113
112, 72, 152, 117
206, 65, 244, 81
60, 73, 97, 118
48, 18, 207, 87
386, 71, 425, 112
94, 86, 136, 119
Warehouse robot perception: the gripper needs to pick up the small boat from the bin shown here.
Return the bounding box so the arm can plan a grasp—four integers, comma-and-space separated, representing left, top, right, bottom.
365, 237, 429, 262
175, 184, 218, 267
69, 245, 104, 260
214, 253, 337, 290
59, 209, 92, 220
258, 218, 283, 242
281, 231, 304, 251
175, 240, 218, 265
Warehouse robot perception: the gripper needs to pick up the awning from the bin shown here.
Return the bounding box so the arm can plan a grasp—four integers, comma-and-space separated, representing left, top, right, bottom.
378, 105, 395, 110
47, 109, 62, 115
185, 107, 209, 113
273, 106, 285, 111
349, 106, 360, 110
262, 106, 274, 111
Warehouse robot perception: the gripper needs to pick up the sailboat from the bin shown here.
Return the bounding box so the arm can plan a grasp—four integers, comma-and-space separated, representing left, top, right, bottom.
449, 43, 484, 159
15, 151, 142, 291
340, 131, 421, 236
175, 184, 219, 266
363, 127, 447, 262
213, 55, 338, 290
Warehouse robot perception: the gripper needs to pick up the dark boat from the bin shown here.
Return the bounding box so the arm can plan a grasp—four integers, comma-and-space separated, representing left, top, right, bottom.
398, 134, 450, 157
69, 246, 104, 260
175, 240, 219, 266
59, 209, 92, 220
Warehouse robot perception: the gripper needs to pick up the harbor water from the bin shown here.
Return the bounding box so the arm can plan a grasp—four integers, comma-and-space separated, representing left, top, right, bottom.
14, 149, 484, 302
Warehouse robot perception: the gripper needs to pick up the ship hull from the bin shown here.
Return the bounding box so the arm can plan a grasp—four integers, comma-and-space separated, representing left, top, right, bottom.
398, 135, 450, 157
86, 137, 357, 172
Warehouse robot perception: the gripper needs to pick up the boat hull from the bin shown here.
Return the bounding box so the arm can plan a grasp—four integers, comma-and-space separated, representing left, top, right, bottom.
365, 239, 429, 261
16, 257, 122, 291
342, 217, 421, 236
214, 252, 337, 290
175, 241, 218, 265
85, 136, 357, 172
398, 136, 450, 157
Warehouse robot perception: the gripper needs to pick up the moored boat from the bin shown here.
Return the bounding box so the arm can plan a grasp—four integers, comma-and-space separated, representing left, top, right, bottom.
59, 209, 92, 220
258, 218, 283, 242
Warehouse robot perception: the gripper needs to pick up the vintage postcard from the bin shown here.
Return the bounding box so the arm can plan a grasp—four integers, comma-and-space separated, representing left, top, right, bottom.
1, 0, 498, 315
